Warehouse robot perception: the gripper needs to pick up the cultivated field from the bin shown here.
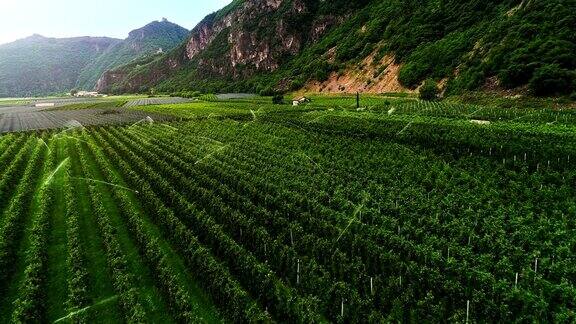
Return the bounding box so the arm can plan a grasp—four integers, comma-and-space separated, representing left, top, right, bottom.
123, 97, 194, 108
0, 96, 574, 323
0, 109, 175, 133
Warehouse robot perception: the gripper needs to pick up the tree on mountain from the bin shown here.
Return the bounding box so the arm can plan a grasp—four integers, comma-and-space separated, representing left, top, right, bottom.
419, 79, 439, 101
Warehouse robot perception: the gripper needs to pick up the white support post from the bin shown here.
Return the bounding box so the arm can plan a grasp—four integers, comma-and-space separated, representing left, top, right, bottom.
297, 259, 300, 285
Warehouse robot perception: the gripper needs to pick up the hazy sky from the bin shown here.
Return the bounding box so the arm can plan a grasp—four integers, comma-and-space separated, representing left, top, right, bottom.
0, 0, 232, 45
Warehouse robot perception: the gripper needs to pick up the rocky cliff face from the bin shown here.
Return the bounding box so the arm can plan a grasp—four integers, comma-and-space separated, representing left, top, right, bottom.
79, 20, 188, 90
186, 0, 302, 71
97, 0, 342, 93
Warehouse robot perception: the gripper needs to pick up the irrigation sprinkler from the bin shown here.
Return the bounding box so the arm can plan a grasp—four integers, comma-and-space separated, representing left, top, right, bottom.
341, 298, 345, 318
515, 272, 519, 288
370, 277, 374, 295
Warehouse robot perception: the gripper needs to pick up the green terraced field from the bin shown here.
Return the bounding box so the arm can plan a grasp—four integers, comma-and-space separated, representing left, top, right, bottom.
0, 97, 574, 322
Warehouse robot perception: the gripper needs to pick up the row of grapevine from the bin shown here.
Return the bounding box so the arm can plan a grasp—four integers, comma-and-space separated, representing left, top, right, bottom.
73, 141, 147, 322
126, 118, 575, 322
63, 159, 91, 320
100, 126, 325, 322
0, 140, 46, 289
118, 126, 370, 320
11, 139, 57, 321
85, 131, 273, 322
79, 136, 217, 322
0, 137, 36, 212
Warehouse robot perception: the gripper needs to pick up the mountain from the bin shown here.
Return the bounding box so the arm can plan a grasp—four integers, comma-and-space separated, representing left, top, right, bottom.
0, 35, 120, 97
97, 0, 576, 97
77, 19, 189, 90
0, 19, 188, 97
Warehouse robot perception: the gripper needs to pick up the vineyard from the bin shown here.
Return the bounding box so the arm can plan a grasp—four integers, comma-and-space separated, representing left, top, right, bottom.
0, 97, 574, 322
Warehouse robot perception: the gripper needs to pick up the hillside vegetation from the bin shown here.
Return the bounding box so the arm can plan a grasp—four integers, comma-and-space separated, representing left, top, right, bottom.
0, 36, 119, 97
76, 20, 189, 90
0, 20, 188, 97
100, 0, 576, 98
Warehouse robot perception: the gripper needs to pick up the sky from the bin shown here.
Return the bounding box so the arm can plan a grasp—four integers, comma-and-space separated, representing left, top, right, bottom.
0, 0, 232, 45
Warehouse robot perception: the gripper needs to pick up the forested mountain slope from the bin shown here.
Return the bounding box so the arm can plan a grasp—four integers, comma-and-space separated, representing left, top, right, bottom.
0, 20, 188, 97
0, 35, 119, 97
77, 19, 189, 90
97, 0, 576, 97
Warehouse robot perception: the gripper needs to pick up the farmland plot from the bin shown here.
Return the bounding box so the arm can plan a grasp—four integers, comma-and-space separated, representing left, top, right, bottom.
0, 109, 175, 133
0, 99, 574, 323
123, 97, 194, 108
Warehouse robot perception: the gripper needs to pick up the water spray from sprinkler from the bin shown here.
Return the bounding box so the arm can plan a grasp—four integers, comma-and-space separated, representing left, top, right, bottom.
300, 152, 324, 172
306, 115, 327, 124
128, 116, 154, 129
72, 177, 139, 194
44, 158, 70, 187
195, 145, 230, 165
335, 195, 370, 243
38, 138, 50, 152
396, 121, 414, 135
197, 136, 223, 145
54, 120, 84, 137
160, 124, 178, 131
55, 135, 92, 145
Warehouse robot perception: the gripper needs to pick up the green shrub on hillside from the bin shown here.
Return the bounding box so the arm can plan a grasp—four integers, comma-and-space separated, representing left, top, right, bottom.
419, 79, 440, 101
272, 95, 284, 104
529, 64, 575, 96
